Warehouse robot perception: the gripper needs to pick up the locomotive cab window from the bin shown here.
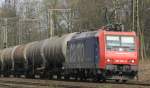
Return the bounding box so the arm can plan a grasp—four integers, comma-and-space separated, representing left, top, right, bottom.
106, 35, 135, 52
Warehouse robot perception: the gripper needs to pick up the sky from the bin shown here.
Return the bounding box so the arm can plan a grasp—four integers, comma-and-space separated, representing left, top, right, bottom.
0, 0, 4, 7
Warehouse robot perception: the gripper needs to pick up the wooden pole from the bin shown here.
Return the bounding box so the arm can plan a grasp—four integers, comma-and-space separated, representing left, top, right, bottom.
4, 18, 8, 48
132, 0, 135, 31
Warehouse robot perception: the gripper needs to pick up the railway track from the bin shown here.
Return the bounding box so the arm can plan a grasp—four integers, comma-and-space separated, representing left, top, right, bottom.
0, 78, 49, 88
0, 77, 97, 88
0, 77, 149, 88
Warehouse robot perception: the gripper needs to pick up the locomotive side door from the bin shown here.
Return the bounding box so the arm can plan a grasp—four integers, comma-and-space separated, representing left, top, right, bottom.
94, 37, 99, 69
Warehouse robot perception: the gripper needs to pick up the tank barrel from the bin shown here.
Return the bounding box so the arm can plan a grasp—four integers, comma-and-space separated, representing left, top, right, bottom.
0, 33, 76, 75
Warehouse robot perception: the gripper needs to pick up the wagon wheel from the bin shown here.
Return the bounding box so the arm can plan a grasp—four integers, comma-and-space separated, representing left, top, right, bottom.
25, 72, 35, 79
64, 75, 70, 80
122, 80, 127, 83
57, 74, 61, 80
115, 79, 120, 83
48, 74, 53, 79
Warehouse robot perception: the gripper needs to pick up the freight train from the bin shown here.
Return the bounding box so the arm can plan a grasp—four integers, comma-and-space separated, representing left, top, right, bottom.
0, 26, 139, 82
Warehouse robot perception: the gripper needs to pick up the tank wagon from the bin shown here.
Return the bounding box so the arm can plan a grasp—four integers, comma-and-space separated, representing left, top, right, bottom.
0, 28, 139, 82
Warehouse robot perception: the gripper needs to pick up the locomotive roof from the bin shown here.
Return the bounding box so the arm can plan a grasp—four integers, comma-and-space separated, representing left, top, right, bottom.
72, 31, 98, 39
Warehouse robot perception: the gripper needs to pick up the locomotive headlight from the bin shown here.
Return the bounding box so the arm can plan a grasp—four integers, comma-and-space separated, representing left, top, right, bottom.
107, 59, 110, 62
131, 60, 135, 63
129, 59, 135, 63
107, 58, 111, 62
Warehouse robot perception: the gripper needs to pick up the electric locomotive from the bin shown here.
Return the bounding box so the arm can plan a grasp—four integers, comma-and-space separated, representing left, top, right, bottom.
65, 27, 138, 82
